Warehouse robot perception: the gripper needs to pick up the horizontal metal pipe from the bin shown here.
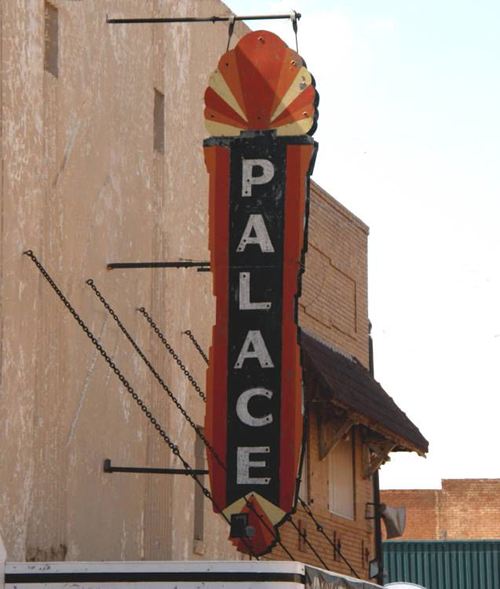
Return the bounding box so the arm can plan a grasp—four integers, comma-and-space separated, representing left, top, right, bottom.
107, 13, 301, 25
107, 261, 210, 269
103, 459, 208, 475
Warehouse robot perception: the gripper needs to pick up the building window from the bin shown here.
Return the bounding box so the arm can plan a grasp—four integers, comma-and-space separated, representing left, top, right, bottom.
328, 433, 355, 519
44, 2, 58, 77
153, 89, 165, 154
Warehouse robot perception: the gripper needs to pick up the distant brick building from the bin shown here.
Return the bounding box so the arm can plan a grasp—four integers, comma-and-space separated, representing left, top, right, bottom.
382, 479, 500, 540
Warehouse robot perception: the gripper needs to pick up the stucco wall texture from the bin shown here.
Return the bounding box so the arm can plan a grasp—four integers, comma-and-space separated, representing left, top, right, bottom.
0, 0, 371, 568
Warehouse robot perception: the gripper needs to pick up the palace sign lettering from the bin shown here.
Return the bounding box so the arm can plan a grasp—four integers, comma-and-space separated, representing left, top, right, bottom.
203, 30, 318, 556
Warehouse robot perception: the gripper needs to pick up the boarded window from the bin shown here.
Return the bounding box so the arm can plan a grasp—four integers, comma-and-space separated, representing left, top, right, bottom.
328, 434, 355, 519
44, 2, 58, 77
154, 89, 165, 153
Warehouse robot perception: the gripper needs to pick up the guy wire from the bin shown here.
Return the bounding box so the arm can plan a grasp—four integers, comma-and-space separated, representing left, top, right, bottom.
86, 278, 296, 562
137, 306, 206, 402
184, 319, 361, 576
86, 279, 220, 467
183, 329, 209, 364
23, 250, 259, 559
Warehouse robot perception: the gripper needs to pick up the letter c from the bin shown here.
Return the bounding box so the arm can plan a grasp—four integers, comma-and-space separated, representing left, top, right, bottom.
236, 388, 273, 427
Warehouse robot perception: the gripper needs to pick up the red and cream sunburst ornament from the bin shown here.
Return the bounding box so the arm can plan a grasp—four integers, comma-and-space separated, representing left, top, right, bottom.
204, 30, 318, 136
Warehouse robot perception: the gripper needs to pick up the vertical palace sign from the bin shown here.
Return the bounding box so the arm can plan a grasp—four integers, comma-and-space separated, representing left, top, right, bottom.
203, 30, 318, 556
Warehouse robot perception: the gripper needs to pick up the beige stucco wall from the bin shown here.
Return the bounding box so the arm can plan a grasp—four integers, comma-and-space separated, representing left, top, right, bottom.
0, 0, 371, 567
0, 0, 250, 562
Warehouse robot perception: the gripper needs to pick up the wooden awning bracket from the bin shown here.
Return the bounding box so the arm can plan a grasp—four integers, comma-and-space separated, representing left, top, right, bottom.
317, 408, 354, 460
363, 438, 396, 479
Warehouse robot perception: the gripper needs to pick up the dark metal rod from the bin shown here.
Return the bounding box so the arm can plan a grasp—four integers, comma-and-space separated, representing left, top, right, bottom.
103, 459, 207, 475
107, 261, 282, 271
107, 13, 301, 25
23, 250, 259, 559
369, 325, 385, 586
107, 261, 210, 270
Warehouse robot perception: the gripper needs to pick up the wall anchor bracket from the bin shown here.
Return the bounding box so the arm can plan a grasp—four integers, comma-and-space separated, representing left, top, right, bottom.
103, 458, 208, 476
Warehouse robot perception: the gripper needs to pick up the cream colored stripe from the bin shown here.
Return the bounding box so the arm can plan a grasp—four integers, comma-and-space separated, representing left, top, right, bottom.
205, 120, 243, 137
208, 69, 248, 122
222, 492, 286, 525
276, 116, 314, 136
271, 67, 312, 122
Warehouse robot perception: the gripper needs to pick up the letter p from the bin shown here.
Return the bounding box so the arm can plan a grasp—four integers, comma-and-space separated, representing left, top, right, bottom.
242, 159, 274, 197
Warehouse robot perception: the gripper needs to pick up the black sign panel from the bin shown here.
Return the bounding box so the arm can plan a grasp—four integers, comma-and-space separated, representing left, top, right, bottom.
226, 132, 286, 506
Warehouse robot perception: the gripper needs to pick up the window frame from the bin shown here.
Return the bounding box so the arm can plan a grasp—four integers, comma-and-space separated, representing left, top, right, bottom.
327, 429, 356, 520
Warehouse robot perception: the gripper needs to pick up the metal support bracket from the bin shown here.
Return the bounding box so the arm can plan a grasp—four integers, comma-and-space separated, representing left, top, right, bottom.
107, 13, 302, 26
107, 261, 210, 271
103, 459, 208, 476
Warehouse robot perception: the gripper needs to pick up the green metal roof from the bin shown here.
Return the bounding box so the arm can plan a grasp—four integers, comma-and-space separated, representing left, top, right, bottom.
384, 540, 500, 589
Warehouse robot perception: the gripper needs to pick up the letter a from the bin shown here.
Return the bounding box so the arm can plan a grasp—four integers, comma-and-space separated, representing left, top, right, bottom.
237, 214, 274, 253
234, 330, 274, 369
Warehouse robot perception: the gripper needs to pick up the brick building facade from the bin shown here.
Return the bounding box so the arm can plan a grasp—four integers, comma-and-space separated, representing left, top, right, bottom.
382, 479, 500, 540
266, 188, 428, 577
0, 0, 427, 583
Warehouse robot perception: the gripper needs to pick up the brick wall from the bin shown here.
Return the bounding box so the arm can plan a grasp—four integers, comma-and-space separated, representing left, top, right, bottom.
380, 489, 439, 540
300, 183, 370, 368
268, 425, 375, 579
382, 479, 500, 540
266, 185, 374, 578
441, 479, 500, 539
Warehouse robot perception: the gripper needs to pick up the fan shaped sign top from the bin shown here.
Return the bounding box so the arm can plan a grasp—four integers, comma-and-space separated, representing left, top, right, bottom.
205, 30, 318, 136
203, 30, 318, 556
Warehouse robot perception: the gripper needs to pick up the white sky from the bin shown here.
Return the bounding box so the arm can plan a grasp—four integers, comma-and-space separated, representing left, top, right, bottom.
227, 0, 500, 489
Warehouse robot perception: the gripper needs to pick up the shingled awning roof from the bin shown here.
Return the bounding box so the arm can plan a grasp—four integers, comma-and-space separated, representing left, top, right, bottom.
300, 329, 429, 456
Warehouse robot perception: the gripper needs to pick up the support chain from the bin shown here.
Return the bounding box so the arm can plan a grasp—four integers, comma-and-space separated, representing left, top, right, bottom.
86, 278, 296, 562
137, 307, 206, 401
23, 251, 259, 559
86, 280, 220, 466
182, 329, 209, 364
173, 310, 350, 571
298, 497, 360, 578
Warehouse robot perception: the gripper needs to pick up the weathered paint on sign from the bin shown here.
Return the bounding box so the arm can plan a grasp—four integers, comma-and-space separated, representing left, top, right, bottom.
204, 30, 318, 556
